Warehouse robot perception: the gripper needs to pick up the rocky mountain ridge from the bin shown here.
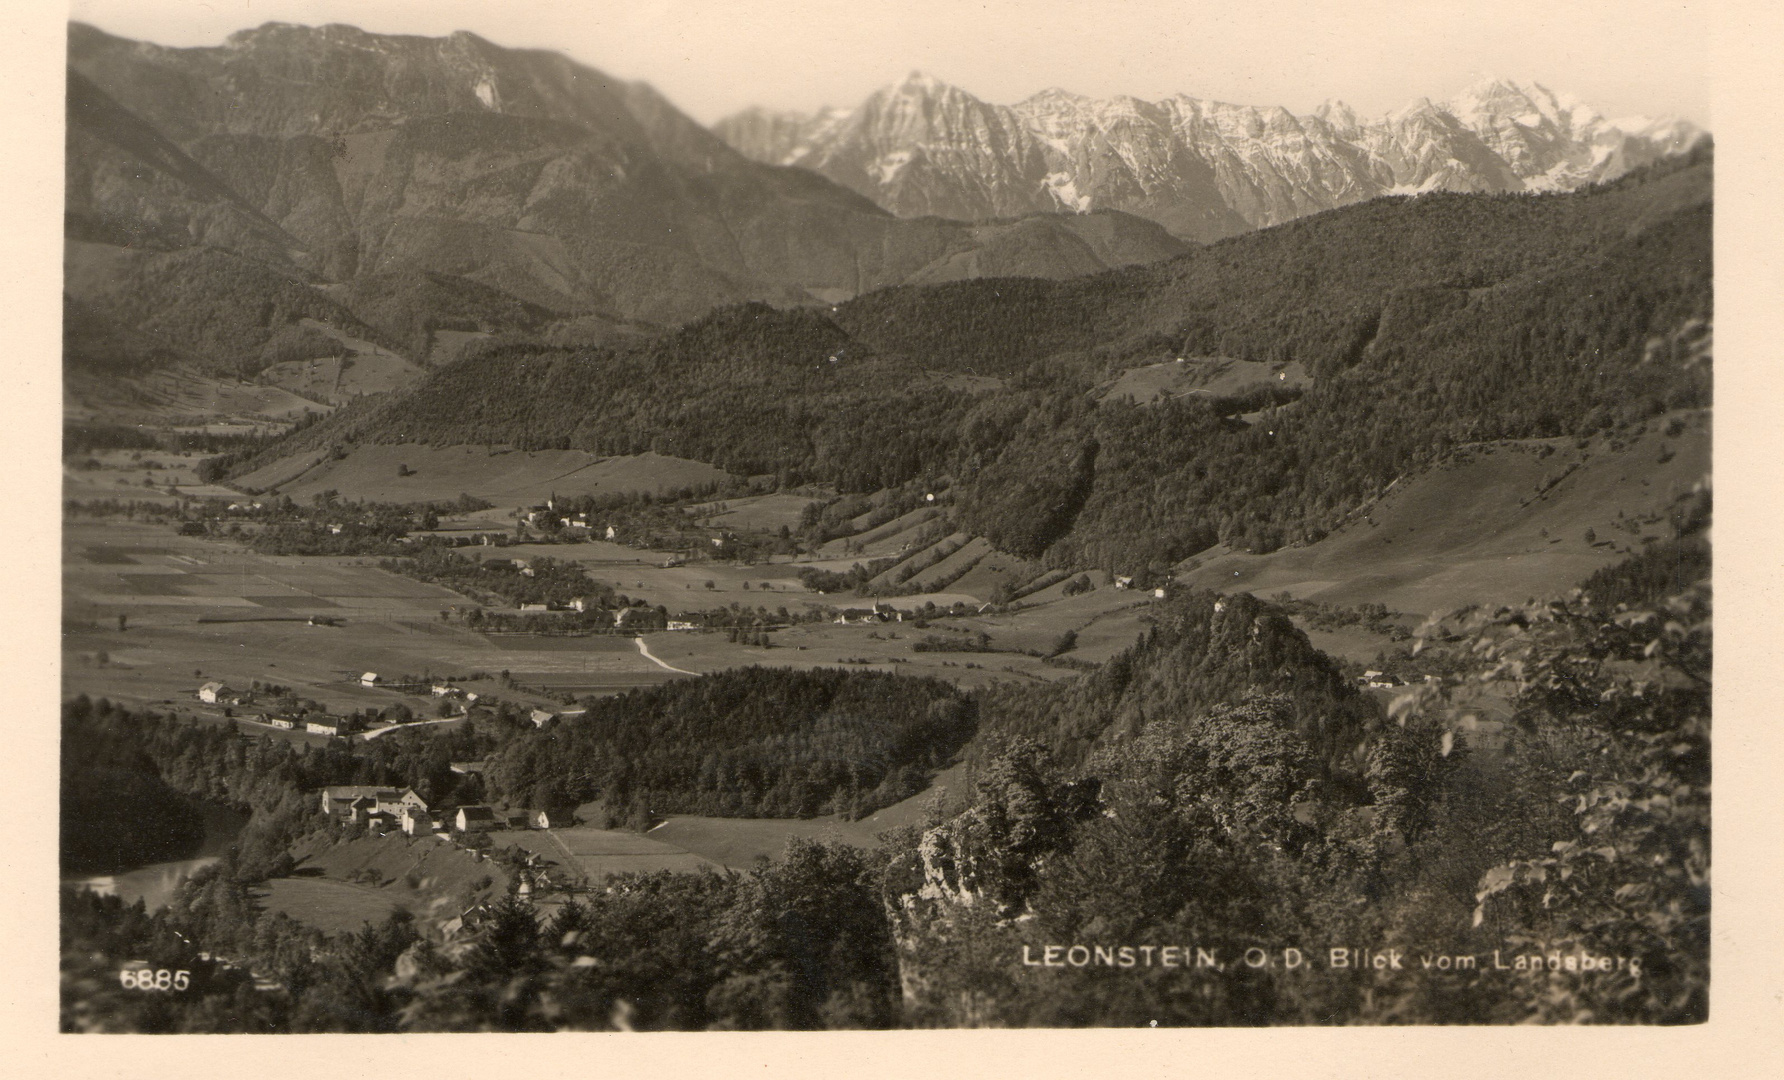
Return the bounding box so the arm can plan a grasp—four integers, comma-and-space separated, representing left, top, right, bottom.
716, 72, 1708, 241
64, 20, 1189, 375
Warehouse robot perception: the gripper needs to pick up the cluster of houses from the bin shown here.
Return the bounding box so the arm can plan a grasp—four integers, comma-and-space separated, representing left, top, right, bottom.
359, 672, 478, 699
520, 498, 616, 539
1112, 576, 1170, 599
268, 714, 361, 737
832, 603, 904, 626
201, 681, 355, 736
319, 785, 575, 836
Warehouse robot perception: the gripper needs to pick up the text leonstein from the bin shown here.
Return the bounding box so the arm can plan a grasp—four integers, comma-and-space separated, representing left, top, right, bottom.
1021, 946, 1264, 971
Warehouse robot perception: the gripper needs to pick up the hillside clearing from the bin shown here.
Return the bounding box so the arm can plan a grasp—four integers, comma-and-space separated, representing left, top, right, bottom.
236, 446, 728, 506
1178, 412, 1710, 615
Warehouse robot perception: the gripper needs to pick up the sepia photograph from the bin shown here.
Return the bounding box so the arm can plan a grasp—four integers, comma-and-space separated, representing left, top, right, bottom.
44, 0, 1735, 1040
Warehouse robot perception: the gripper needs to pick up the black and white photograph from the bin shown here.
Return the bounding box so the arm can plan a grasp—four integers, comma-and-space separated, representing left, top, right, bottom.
35, 0, 1756, 1045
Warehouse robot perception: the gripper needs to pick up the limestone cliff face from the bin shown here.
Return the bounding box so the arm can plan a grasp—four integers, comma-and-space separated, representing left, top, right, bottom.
717, 74, 1709, 243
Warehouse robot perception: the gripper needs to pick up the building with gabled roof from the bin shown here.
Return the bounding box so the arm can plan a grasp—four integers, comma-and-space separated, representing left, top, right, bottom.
319, 785, 427, 822
455, 805, 498, 833
399, 805, 434, 835
533, 808, 574, 830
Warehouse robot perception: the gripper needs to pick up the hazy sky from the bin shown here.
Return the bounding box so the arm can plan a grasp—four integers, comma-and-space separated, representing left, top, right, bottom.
68, 0, 1712, 127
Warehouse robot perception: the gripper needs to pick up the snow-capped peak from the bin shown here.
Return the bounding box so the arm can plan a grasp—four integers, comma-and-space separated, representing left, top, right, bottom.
1313, 98, 1359, 130
893, 70, 952, 96
713, 75, 1708, 243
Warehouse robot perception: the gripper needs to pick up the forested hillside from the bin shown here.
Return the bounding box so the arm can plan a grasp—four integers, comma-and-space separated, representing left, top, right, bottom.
259, 152, 1710, 573
487, 667, 976, 824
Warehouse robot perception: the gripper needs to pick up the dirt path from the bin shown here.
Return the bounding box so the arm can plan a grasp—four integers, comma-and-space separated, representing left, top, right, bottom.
634, 636, 700, 675
359, 716, 463, 741
542, 827, 581, 869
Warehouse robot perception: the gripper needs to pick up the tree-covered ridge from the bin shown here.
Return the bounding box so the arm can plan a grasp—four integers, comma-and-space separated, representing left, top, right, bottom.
63, 244, 403, 378
835, 150, 1709, 378
254, 153, 1709, 573
882, 554, 1710, 1025
489, 666, 975, 824
972, 590, 1380, 776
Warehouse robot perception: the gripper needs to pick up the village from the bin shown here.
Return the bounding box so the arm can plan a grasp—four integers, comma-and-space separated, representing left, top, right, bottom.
317, 783, 571, 840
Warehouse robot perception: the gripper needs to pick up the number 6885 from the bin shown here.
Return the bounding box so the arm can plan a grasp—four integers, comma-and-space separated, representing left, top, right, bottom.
119, 968, 190, 991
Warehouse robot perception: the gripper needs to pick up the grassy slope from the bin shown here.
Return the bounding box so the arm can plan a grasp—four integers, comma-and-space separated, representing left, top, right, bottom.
236, 446, 727, 505
1178, 411, 1710, 615
1094, 357, 1312, 407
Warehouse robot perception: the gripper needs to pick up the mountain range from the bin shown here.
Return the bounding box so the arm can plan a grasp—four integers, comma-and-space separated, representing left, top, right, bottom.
716, 72, 1708, 241
64, 21, 1188, 377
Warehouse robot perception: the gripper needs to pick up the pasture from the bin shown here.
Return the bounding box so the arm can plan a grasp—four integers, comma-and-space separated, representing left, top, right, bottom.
68, 363, 328, 430
646, 817, 880, 870
691, 492, 822, 533
570, 759, 972, 872
63, 447, 258, 505
1094, 356, 1311, 408
255, 877, 408, 935
499, 825, 721, 880
236, 446, 728, 507
61, 521, 673, 714
257, 318, 424, 404
1177, 412, 1711, 616
266, 831, 515, 933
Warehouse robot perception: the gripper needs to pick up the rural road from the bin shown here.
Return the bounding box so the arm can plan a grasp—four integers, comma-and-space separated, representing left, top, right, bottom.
634, 636, 700, 675
359, 716, 464, 740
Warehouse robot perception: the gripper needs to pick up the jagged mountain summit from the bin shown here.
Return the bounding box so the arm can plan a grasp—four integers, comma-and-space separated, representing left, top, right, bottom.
64, 21, 1189, 360
715, 73, 1708, 241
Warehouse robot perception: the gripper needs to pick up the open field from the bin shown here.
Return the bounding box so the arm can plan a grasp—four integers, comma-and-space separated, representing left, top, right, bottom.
817, 505, 945, 559
64, 449, 221, 505
868, 532, 969, 589
1178, 412, 1711, 616
587, 759, 970, 871
499, 825, 722, 880
691, 492, 822, 533
267, 832, 515, 933
259, 353, 420, 405
237, 446, 728, 506
646, 817, 880, 870
61, 521, 675, 713
540, 761, 970, 874
61, 513, 1140, 718
493, 541, 814, 607
66, 364, 330, 428
255, 877, 408, 935
1296, 624, 1401, 667
636, 622, 1081, 690
1094, 356, 1311, 408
